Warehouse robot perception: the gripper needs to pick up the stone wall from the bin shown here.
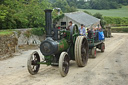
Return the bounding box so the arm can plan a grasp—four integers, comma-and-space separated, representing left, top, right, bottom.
0, 34, 18, 59
15, 29, 43, 46
0, 29, 45, 60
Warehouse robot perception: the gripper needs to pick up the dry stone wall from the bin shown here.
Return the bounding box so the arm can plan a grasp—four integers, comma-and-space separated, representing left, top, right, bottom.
15, 29, 42, 46
0, 34, 18, 59
0, 29, 45, 59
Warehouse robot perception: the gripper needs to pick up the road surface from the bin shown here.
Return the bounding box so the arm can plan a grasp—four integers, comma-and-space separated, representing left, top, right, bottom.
0, 33, 128, 85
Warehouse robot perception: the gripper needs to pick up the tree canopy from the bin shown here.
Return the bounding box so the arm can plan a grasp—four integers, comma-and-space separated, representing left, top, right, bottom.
50, 0, 128, 10
0, 0, 51, 29
52, 0, 77, 12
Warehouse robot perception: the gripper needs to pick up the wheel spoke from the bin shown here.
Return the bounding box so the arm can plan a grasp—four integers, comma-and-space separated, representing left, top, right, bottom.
34, 55, 37, 61
81, 43, 87, 63
83, 40, 86, 45
63, 61, 69, 74
32, 66, 35, 70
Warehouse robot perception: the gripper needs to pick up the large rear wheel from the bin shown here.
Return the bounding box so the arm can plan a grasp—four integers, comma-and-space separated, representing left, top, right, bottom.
27, 51, 40, 75
75, 36, 89, 67
59, 52, 69, 77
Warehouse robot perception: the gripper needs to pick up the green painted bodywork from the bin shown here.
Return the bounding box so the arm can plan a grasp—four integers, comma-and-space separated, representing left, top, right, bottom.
37, 55, 53, 65
69, 45, 75, 60
58, 38, 69, 52
87, 38, 104, 49
38, 25, 79, 65
38, 38, 69, 65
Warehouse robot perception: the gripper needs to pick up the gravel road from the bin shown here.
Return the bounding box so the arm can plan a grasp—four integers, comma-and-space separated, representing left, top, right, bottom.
0, 33, 128, 85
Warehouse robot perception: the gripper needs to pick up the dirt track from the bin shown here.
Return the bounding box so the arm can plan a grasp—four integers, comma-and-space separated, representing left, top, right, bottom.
0, 33, 128, 85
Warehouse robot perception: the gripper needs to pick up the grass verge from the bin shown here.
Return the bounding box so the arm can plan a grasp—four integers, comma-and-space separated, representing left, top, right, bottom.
0, 30, 13, 35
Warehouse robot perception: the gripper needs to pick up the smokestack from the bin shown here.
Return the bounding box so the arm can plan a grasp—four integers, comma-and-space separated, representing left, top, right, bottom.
44, 9, 53, 37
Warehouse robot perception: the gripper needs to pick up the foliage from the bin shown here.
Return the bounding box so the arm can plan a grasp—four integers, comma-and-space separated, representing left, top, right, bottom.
1, 0, 128, 30
92, 12, 128, 27
93, 13, 106, 29
0, 4, 17, 29
93, 13, 103, 19
89, 0, 121, 9
0, 0, 51, 29
53, 14, 64, 23
51, 0, 128, 10
77, 0, 127, 9
52, 0, 76, 13
104, 17, 128, 25
31, 27, 45, 36
52, 8, 63, 19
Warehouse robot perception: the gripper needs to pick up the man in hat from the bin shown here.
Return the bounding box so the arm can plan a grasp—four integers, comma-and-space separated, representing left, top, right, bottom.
79, 24, 86, 36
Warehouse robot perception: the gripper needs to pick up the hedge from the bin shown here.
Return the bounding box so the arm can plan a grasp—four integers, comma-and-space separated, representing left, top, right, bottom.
104, 17, 128, 25
31, 27, 45, 36
111, 27, 128, 33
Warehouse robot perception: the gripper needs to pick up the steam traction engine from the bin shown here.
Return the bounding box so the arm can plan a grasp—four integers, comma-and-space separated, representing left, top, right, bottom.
27, 9, 89, 77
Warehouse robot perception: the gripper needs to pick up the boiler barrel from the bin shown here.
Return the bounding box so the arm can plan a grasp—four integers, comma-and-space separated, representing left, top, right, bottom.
40, 38, 69, 56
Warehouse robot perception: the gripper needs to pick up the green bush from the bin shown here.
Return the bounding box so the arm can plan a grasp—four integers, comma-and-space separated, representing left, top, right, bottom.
53, 14, 64, 23
104, 17, 128, 25
0, 4, 17, 29
31, 28, 45, 36
93, 13, 106, 29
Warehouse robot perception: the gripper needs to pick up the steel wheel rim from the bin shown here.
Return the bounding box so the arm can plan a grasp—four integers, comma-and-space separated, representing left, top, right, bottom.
59, 52, 69, 77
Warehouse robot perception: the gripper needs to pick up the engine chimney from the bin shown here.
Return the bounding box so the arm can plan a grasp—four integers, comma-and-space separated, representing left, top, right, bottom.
44, 9, 53, 37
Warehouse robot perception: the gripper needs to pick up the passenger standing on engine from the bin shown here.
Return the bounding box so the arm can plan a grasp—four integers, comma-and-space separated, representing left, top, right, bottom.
79, 24, 86, 36
66, 21, 74, 30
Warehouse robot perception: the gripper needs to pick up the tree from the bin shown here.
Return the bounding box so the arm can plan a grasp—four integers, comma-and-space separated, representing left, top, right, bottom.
52, 0, 76, 12
0, 4, 17, 29
0, 0, 51, 29
77, 0, 127, 9
93, 13, 106, 29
